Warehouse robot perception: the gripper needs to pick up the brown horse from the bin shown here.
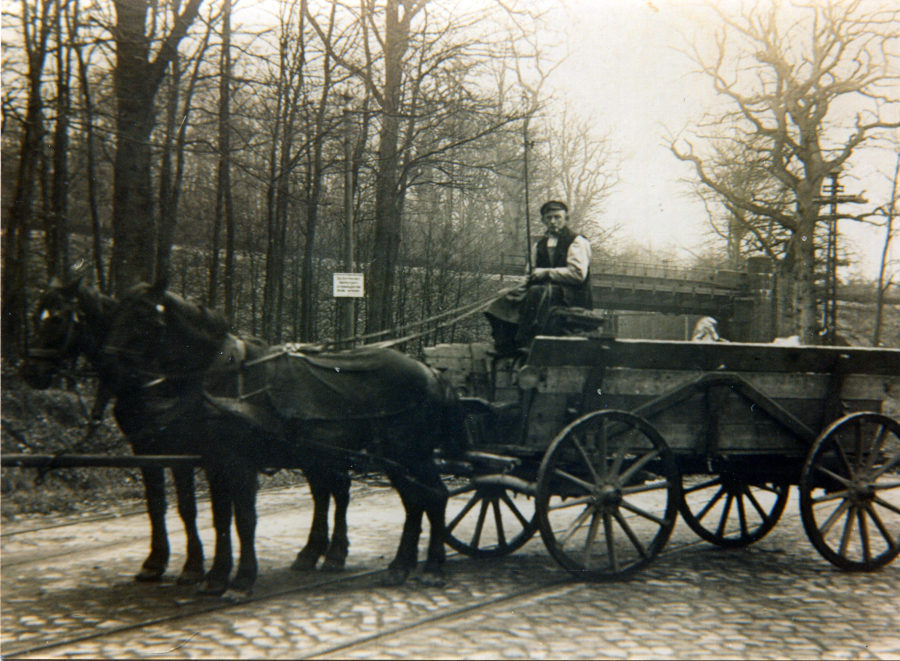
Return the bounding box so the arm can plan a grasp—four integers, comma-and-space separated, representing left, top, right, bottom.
21, 274, 204, 584
103, 280, 467, 599
21, 274, 354, 588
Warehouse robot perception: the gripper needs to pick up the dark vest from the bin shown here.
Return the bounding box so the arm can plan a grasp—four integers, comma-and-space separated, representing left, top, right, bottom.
535, 226, 593, 310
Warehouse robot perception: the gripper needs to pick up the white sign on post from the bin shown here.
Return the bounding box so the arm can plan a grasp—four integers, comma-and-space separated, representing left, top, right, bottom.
333, 273, 364, 298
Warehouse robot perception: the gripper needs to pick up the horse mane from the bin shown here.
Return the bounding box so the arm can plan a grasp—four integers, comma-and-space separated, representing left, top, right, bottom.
71, 279, 117, 327
162, 290, 230, 349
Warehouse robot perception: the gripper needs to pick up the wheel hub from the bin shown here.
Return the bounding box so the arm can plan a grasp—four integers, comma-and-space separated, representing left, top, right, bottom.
594, 484, 622, 510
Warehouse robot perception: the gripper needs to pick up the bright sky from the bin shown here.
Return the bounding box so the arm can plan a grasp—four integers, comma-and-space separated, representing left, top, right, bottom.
542, 0, 899, 279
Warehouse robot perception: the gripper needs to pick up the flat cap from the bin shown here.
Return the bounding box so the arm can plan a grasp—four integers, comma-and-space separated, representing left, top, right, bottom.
540, 200, 568, 216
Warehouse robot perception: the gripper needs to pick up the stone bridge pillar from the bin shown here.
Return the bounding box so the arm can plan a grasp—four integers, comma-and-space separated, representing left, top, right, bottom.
728, 257, 775, 342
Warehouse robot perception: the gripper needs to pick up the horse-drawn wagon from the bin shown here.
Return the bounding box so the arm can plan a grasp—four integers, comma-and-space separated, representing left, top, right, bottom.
426, 333, 900, 579
9, 275, 900, 597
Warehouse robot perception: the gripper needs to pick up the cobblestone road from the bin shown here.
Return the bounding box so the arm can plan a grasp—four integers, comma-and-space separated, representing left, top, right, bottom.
2, 482, 898, 659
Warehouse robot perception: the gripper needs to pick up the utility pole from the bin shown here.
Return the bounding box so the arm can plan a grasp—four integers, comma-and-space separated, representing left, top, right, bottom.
523, 120, 534, 272
341, 95, 355, 344
814, 166, 865, 345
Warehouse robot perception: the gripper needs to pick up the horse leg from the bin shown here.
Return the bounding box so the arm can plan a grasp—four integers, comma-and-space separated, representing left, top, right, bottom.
382, 470, 424, 587
136, 466, 169, 582
416, 462, 449, 587
199, 469, 233, 595
321, 470, 351, 572
172, 466, 205, 585
290, 469, 331, 571
223, 467, 258, 601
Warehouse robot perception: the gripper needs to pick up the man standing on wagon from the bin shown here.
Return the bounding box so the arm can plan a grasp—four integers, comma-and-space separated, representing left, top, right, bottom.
485, 200, 593, 354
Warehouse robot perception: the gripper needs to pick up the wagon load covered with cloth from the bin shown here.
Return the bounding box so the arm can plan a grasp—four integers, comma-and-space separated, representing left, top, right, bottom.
209, 343, 444, 422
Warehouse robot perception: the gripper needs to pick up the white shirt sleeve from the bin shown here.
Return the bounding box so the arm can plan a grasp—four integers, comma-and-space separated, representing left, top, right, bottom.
545, 235, 592, 285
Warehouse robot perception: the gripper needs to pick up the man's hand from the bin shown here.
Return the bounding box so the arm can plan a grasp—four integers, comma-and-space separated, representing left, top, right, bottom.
528, 268, 549, 285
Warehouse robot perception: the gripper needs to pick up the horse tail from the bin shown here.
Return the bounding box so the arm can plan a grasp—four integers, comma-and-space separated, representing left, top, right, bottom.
434, 373, 468, 459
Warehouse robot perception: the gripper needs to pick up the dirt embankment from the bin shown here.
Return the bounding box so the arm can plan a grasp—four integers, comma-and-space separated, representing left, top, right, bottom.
1, 368, 305, 521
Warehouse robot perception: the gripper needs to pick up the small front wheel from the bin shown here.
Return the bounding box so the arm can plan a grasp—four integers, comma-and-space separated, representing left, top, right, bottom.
800, 413, 900, 571
445, 477, 537, 558
535, 410, 680, 580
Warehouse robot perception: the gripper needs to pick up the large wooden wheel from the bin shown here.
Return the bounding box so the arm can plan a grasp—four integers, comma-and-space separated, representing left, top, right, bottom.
536, 410, 680, 580
800, 413, 900, 571
680, 474, 789, 548
445, 476, 537, 558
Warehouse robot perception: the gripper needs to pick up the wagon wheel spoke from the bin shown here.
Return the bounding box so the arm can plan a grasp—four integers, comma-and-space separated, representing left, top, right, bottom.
870, 453, 900, 481
446, 491, 481, 533
499, 491, 532, 529
838, 505, 857, 558
602, 513, 617, 573
833, 439, 855, 479
559, 505, 594, 549
613, 509, 648, 560
812, 489, 850, 504
815, 465, 853, 488
716, 493, 734, 538
470, 499, 490, 549
548, 495, 594, 511
737, 491, 749, 538
693, 486, 726, 523
863, 502, 898, 550
553, 468, 595, 493
858, 508, 872, 565
571, 435, 602, 486
608, 435, 628, 479
683, 476, 722, 495
873, 481, 900, 491
620, 499, 668, 527
865, 424, 888, 470
872, 496, 900, 517
818, 499, 851, 537
491, 499, 507, 549
744, 486, 769, 518
616, 450, 660, 487
583, 512, 602, 569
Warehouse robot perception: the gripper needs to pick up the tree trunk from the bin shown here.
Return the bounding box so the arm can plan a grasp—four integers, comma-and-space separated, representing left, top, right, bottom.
1, 0, 53, 360
48, 0, 70, 279
109, 0, 202, 295
72, 0, 106, 291
220, 0, 235, 321
366, 0, 412, 334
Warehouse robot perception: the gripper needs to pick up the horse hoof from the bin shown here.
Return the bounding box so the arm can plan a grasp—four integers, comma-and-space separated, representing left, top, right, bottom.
176, 569, 205, 586
134, 568, 165, 582
221, 588, 252, 603
320, 557, 345, 573
198, 578, 227, 595
381, 568, 410, 587
290, 556, 319, 572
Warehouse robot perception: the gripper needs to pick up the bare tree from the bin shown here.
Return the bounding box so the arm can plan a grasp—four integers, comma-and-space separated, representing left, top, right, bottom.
109, 0, 203, 294
533, 102, 620, 249
873, 149, 900, 345
1, 0, 56, 360
672, 0, 900, 343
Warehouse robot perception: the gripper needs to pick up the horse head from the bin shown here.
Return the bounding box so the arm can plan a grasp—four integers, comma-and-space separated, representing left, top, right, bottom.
21, 270, 114, 389
104, 278, 230, 382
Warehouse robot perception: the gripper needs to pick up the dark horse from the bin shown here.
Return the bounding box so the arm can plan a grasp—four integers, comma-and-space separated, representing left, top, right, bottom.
104, 280, 466, 599
20, 273, 204, 584
20, 274, 354, 587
